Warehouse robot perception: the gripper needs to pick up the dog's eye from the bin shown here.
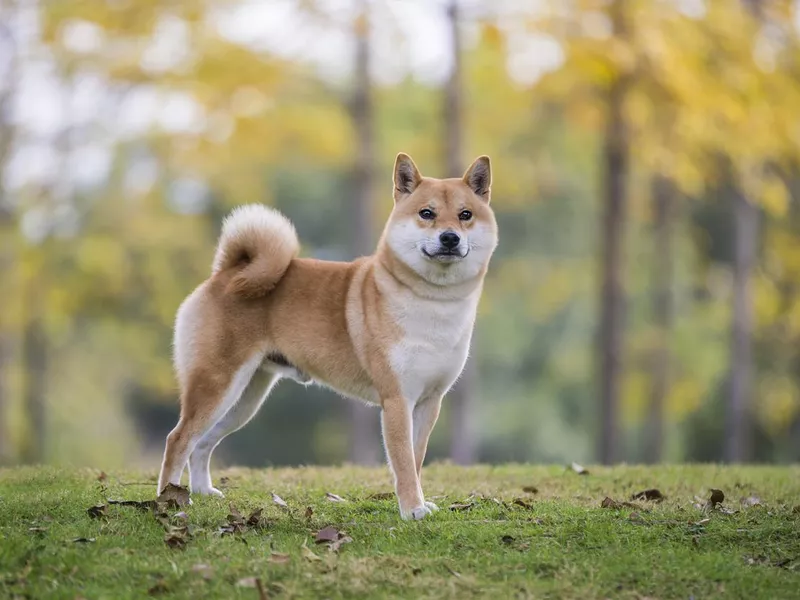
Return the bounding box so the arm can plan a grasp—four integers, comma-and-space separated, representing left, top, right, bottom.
459, 210, 472, 221
419, 209, 435, 220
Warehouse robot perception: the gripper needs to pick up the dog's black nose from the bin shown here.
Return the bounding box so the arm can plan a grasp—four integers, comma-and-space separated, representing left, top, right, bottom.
439, 231, 460, 249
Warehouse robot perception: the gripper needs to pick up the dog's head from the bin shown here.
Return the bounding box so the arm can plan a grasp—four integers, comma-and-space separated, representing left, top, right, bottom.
383, 153, 498, 286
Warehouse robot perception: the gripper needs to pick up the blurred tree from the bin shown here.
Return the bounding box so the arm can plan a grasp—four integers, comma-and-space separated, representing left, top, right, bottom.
597, 0, 632, 464
0, 0, 18, 463
347, 0, 381, 465
443, 0, 478, 465
644, 174, 675, 463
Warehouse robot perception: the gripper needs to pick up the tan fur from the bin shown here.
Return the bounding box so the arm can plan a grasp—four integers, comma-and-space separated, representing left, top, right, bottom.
158, 153, 498, 520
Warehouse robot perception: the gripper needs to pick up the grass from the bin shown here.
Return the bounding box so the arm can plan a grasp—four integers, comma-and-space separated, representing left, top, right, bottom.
1, 464, 799, 599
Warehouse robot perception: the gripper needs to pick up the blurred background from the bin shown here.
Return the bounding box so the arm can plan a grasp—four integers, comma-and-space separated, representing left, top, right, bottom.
1, 0, 799, 470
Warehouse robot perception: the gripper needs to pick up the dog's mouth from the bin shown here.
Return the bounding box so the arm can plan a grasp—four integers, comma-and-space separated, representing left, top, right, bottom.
422, 247, 468, 262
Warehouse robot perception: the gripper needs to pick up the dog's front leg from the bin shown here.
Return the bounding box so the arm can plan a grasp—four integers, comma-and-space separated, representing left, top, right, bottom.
412, 393, 443, 513
381, 396, 430, 520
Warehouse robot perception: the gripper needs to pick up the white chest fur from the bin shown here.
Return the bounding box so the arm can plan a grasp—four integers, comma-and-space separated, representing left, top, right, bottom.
387, 290, 479, 404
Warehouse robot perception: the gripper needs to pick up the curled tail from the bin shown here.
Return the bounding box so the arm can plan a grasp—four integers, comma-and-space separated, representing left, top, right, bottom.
212, 204, 299, 298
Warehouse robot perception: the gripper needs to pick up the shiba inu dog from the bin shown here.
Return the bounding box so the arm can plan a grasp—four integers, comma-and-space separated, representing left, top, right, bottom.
157, 153, 498, 520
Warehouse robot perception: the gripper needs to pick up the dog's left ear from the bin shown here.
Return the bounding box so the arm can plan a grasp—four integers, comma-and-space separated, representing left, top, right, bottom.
393, 153, 422, 202
463, 155, 491, 202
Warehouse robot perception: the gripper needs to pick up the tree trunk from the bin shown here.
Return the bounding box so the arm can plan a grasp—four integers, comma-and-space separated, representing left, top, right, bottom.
442, 0, 477, 465
725, 187, 757, 462
644, 175, 674, 463
0, 0, 18, 463
597, 0, 631, 465
20, 308, 47, 464
347, 0, 380, 465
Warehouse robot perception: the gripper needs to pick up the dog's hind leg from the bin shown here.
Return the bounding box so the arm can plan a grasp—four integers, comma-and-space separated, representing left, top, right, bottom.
157, 353, 263, 496
188, 368, 279, 496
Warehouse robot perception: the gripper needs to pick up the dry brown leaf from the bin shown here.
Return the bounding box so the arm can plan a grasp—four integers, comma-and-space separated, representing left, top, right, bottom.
628, 512, 646, 523
315, 526, 340, 544
570, 462, 589, 475
330, 535, 352, 552
301, 541, 322, 562
69, 537, 96, 543
191, 564, 214, 580
448, 502, 476, 511
164, 525, 189, 549
272, 493, 288, 508
246, 508, 265, 527
97, 471, 107, 483
148, 579, 168, 596
237, 576, 269, 598
325, 492, 347, 503
741, 496, 762, 507
269, 552, 291, 564
107, 499, 157, 512
501, 535, 515, 544
304, 506, 313, 519
709, 489, 725, 507
157, 483, 190, 507
631, 489, 664, 502
512, 498, 533, 509
87, 504, 108, 519
522, 486, 539, 494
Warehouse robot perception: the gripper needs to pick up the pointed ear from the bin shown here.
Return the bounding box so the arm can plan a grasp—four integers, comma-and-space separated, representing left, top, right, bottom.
463, 155, 491, 201
393, 152, 422, 201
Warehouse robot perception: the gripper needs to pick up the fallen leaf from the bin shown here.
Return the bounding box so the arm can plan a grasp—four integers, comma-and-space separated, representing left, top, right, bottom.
69, 537, 96, 543
219, 476, 230, 486
628, 512, 646, 523
445, 565, 461, 578
164, 526, 189, 549
709, 489, 725, 507
301, 541, 322, 562
601, 497, 637, 509
97, 471, 107, 482
521, 486, 539, 494
157, 483, 190, 507
501, 535, 515, 544
86, 503, 108, 519
269, 552, 290, 564
173, 511, 189, 522
107, 499, 157, 512
272, 493, 288, 508
247, 508, 264, 527
148, 579, 168, 596
330, 535, 353, 552
448, 502, 476, 511
412, 567, 422, 575
325, 492, 347, 502
512, 498, 533, 509
570, 462, 589, 475
228, 503, 244, 523
28, 526, 47, 534
304, 506, 313, 519
631, 489, 664, 502
191, 564, 214, 579
366, 492, 394, 501
315, 526, 340, 544
741, 496, 762, 507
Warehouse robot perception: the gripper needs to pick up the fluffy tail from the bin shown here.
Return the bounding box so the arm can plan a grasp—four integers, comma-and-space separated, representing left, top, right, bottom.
211, 204, 299, 298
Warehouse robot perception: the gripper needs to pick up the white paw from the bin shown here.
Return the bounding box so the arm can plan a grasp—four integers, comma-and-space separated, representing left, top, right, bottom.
424, 501, 439, 512
401, 504, 433, 521
193, 486, 224, 498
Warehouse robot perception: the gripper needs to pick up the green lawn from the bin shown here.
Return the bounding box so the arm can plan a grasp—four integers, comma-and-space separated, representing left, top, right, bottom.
1, 464, 799, 599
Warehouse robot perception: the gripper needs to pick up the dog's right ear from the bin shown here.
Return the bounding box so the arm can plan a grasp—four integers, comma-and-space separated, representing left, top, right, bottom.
393, 153, 422, 202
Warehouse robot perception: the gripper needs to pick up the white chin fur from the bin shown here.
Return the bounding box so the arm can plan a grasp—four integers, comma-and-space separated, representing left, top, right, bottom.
386, 219, 493, 285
